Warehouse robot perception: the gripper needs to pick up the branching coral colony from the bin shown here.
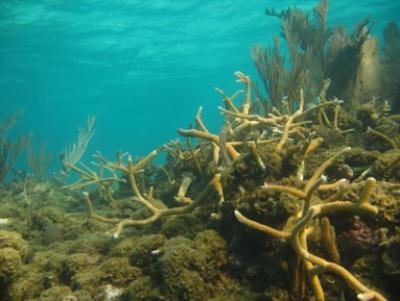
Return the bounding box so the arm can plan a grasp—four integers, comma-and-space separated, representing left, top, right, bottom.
65, 70, 393, 300
64, 149, 218, 239
235, 169, 386, 301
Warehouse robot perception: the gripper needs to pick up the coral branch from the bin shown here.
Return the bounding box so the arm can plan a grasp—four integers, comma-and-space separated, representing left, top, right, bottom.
236, 172, 386, 300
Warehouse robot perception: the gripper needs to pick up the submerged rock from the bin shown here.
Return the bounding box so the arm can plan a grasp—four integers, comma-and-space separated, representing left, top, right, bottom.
0, 230, 28, 282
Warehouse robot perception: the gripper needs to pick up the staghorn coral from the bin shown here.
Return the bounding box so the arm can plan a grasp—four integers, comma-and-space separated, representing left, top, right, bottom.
64, 146, 219, 238
235, 173, 386, 301
3, 5, 400, 301
53, 71, 400, 300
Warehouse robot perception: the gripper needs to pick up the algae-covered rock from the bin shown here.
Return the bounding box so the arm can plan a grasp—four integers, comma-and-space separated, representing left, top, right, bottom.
129, 234, 167, 267
39, 285, 76, 301
157, 230, 227, 301
98, 257, 142, 286
159, 239, 207, 301
382, 242, 400, 275
70, 269, 100, 291
31, 207, 66, 229
193, 230, 227, 280
263, 286, 290, 301
381, 228, 400, 275
161, 214, 204, 238
6, 268, 47, 301
39, 287, 92, 301
29, 206, 67, 245
0, 230, 28, 283
61, 252, 102, 276
0, 229, 28, 258
122, 276, 162, 301
111, 236, 140, 257
66, 233, 112, 255
60, 252, 102, 290
32, 250, 65, 274
372, 150, 400, 181
0, 247, 22, 280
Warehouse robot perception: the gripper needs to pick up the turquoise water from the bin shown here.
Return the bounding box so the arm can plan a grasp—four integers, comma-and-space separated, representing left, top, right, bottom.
1, 0, 399, 167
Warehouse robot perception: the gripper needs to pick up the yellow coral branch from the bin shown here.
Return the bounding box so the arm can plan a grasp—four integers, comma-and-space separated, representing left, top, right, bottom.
235, 175, 386, 301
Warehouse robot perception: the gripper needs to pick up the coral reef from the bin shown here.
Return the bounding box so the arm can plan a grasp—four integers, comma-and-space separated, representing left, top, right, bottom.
0, 3, 399, 301
1, 68, 398, 300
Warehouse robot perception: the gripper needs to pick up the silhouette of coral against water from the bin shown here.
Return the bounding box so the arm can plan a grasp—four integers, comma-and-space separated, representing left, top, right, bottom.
253, 0, 399, 116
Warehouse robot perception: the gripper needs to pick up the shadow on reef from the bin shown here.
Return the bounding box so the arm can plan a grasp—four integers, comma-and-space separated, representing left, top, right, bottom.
1, 1, 400, 301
